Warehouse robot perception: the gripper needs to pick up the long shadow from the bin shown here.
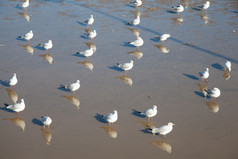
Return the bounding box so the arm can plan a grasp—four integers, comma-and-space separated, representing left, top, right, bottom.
32, 118, 44, 126
183, 73, 199, 80
95, 113, 107, 124
212, 63, 223, 71
58, 85, 71, 92
122, 42, 136, 48
0, 106, 15, 113
194, 91, 210, 98
108, 65, 124, 72
35, 45, 46, 51
73, 53, 87, 58
77, 21, 87, 27
0, 80, 9, 87
66, 2, 238, 64
131, 109, 145, 118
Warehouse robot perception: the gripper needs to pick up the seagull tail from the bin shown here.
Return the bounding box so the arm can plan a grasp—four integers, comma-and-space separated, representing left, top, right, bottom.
4, 103, 9, 107
18, 36, 24, 39
61, 84, 67, 89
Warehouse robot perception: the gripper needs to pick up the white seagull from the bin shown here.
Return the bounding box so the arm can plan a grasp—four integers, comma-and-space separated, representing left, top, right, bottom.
5, 99, 25, 115
38, 40, 53, 51
128, 36, 144, 50
149, 122, 175, 136
76, 48, 94, 60
199, 68, 209, 83
155, 34, 171, 42
17, 0, 29, 10
117, 60, 134, 74
62, 80, 80, 95
130, 0, 142, 8
128, 15, 140, 27
84, 30, 97, 40
41, 116, 52, 128
206, 87, 221, 101
172, 5, 184, 15
224, 60, 231, 72
137, 105, 158, 120
18, 30, 33, 44
7, 73, 18, 88
102, 110, 118, 125
84, 15, 94, 26
201, 1, 210, 12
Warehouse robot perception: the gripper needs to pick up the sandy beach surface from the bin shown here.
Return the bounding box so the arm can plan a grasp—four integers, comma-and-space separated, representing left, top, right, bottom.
0, 0, 238, 158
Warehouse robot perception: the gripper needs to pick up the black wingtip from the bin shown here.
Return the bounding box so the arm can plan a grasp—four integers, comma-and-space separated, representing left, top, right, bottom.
4, 103, 9, 107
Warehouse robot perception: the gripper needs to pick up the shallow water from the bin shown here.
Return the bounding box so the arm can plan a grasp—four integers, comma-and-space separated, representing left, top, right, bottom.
0, 0, 238, 158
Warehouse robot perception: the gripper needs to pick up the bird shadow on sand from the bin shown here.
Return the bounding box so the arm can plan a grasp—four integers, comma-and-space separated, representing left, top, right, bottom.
0, 80, 9, 87
125, 4, 136, 8
57, 85, 71, 93
191, 7, 202, 11
183, 73, 199, 80
194, 91, 210, 99
32, 118, 44, 126
95, 114, 107, 124
140, 129, 152, 135
80, 35, 89, 40
16, 37, 26, 42
166, 10, 176, 14
122, 42, 136, 48
73, 53, 86, 58
0, 106, 15, 113
77, 21, 87, 27
231, 10, 238, 14
211, 63, 224, 71
34, 45, 45, 51
131, 109, 145, 118
108, 65, 124, 72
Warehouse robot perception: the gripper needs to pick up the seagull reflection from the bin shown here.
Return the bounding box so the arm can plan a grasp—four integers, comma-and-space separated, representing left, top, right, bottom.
3, 116, 25, 132
77, 61, 94, 71
38, 54, 53, 64
172, 17, 184, 26
200, 12, 209, 24
115, 75, 133, 87
6, 88, 18, 104
197, 83, 208, 98
151, 139, 172, 154
61, 95, 80, 109
18, 12, 30, 22
41, 127, 52, 145
223, 71, 231, 80
126, 26, 140, 37
205, 101, 219, 113
154, 44, 169, 54
18, 43, 34, 55
138, 121, 156, 129
128, 50, 143, 59
101, 126, 118, 139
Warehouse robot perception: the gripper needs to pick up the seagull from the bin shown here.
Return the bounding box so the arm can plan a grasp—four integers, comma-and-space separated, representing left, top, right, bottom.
7, 73, 18, 89
117, 60, 134, 74
5, 99, 25, 115
41, 116, 52, 128
199, 68, 209, 83
137, 105, 158, 120
172, 5, 184, 16
130, 0, 142, 8
224, 60, 231, 72
18, 30, 33, 44
206, 87, 221, 101
84, 30, 97, 40
148, 122, 175, 136
17, 0, 29, 10
62, 80, 80, 95
101, 110, 118, 125
76, 48, 94, 60
38, 40, 53, 51
155, 34, 170, 42
128, 15, 140, 27
84, 15, 94, 27
128, 36, 144, 50
201, 1, 210, 12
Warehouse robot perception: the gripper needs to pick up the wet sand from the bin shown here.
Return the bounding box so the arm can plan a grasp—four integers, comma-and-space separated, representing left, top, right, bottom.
0, 0, 238, 158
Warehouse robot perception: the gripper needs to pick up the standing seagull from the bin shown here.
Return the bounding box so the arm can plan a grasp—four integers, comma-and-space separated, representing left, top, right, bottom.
224, 60, 231, 72
172, 5, 184, 16
206, 87, 221, 101
102, 110, 118, 125
155, 34, 170, 42
7, 73, 18, 89
201, 1, 210, 13
128, 15, 140, 27
84, 15, 94, 28
199, 68, 209, 83
41, 116, 52, 128
17, 0, 29, 11
5, 99, 25, 115
38, 40, 53, 52
76, 48, 94, 60
137, 105, 158, 120
128, 36, 144, 50
148, 122, 175, 136
18, 30, 33, 44
84, 30, 97, 40
130, 0, 142, 8
117, 60, 134, 74
62, 80, 80, 95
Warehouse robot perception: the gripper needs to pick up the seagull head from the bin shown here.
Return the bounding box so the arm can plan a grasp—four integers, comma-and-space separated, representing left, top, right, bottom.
153, 105, 157, 109
13, 73, 16, 76
91, 15, 93, 18
130, 60, 134, 64
76, 80, 80, 84
168, 122, 175, 126
113, 110, 117, 114
206, 68, 209, 71
21, 99, 25, 103
49, 40, 53, 44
